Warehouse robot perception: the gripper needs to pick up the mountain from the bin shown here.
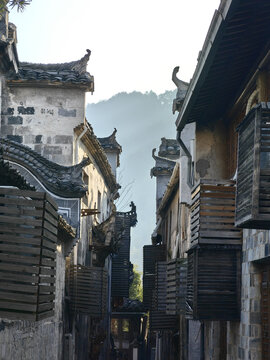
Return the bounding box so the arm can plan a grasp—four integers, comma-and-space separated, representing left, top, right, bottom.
86, 90, 177, 270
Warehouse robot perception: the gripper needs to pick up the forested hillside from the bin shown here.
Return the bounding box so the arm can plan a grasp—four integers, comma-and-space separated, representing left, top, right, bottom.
86, 90, 176, 268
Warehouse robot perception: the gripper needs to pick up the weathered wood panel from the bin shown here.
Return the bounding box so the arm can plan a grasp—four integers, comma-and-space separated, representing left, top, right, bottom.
143, 244, 166, 275
0, 187, 57, 321
143, 244, 166, 310
186, 245, 241, 321
166, 258, 187, 315
111, 213, 133, 298
191, 180, 242, 246
143, 274, 155, 310
236, 103, 270, 228
69, 265, 107, 317
150, 262, 178, 331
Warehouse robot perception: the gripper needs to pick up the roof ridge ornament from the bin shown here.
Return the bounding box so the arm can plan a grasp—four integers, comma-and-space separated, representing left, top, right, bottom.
172, 66, 189, 114
71, 49, 91, 74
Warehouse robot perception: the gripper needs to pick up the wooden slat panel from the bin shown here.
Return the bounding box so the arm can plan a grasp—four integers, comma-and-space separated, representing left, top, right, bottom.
186, 246, 241, 321
143, 245, 166, 275
69, 265, 108, 317
166, 258, 187, 315
236, 104, 270, 228
149, 261, 178, 331
0, 187, 57, 321
111, 214, 132, 297
191, 180, 242, 247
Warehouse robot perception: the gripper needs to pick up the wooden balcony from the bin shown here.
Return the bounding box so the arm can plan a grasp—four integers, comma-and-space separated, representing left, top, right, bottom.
191, 179, 242, 247
166, 258, 187, 315
0, 187, 58, 321
236, 103, 270, 228
186, 245, 241, 321
69, 265, 107, 317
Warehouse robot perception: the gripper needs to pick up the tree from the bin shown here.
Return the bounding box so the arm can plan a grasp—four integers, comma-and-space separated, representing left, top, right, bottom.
129, 265, 143, 302
0, 0, 32, 13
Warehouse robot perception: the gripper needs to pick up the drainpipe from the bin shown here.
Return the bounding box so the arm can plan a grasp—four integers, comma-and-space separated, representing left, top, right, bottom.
176, 130, 194, 188
74, 122, 88, 165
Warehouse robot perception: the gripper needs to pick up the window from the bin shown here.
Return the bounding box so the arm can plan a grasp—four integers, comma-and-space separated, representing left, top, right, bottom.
111, 319, 118, 335
82, 171, 89, 205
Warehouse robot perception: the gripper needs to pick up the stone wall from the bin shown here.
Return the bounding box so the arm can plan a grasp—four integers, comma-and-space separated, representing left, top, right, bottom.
202, 229, 267, 360
226, 229, 268, 360
204, 322, 221, 360
0, 245, 65, 360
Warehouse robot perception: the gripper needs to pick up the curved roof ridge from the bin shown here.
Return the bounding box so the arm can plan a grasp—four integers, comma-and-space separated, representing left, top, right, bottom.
0, 137, 90, 198
20, 49, 91, 75
98, 128, 122, 152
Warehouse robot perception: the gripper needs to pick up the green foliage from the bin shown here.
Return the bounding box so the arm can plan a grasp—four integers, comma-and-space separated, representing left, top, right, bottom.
129, 265, 143, 302
0, 0, 32, 13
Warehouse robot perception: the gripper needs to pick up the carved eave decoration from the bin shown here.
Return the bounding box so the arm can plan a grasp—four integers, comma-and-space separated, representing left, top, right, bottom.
151, 148, 177, 178
98, 128, 122, 167
92, 214, 116, 248
58, 215, 76, 242
74, 122, 121, 194
91, 214, 121, 266
0, 137, 90, 198
150, 166, 174, 177
7, 49, 94, 93
158, 138, 180, 158
116, 201, 138, 228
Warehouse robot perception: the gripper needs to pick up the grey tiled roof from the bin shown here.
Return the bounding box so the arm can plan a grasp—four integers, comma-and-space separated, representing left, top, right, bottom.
0, 137, 90, 198
0, 148, 35, 191
8, 50, 94, 90
98, 128, 122, 153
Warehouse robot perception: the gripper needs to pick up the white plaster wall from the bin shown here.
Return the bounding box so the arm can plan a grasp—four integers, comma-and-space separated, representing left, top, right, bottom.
1, 85, 85, 165
165, 189, 179, 259
156, 175, 171, 209
74, 137, 112, 265
179, 122, 195, 205
105, 152, 118, 178
195, 119, 227, 182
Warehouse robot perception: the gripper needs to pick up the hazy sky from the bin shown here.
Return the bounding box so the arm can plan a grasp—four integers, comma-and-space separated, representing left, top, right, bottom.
10, 0, 220, 103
